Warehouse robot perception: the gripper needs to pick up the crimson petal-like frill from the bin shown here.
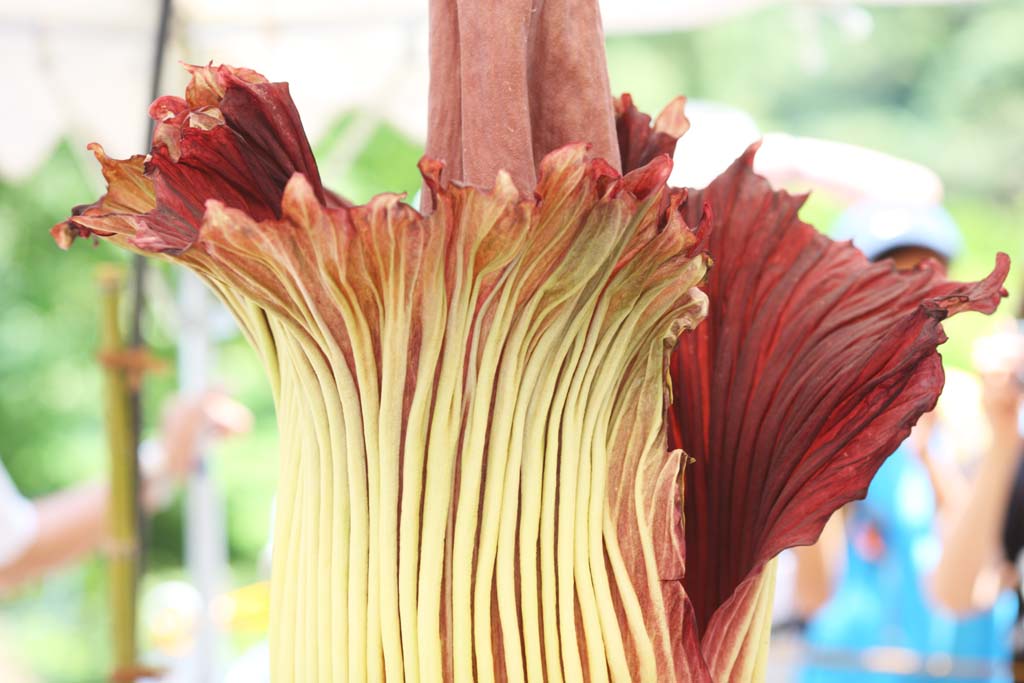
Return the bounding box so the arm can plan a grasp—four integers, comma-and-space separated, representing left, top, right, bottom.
55, 64, 716, 682
52, 63, 342, 255
615, 93, 690, 176
667, 149, 1009, 679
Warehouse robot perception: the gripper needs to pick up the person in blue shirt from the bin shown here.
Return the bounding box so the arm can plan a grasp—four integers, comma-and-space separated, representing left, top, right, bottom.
797, 202, 1021, 682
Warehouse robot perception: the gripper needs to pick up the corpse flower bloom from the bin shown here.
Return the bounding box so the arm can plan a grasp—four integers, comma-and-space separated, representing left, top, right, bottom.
56, 62, 711, 681
54, 3, 1008, 681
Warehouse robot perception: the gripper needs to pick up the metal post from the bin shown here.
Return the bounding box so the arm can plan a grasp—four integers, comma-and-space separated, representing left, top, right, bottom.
178, 271, 228, 683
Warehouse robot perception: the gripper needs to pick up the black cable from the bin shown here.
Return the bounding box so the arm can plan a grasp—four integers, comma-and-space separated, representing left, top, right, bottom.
129, 0, 172, 349
126, 0, 173, 652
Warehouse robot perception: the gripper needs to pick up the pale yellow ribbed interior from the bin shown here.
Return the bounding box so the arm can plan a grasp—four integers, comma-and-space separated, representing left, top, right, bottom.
194, 169, 708, 682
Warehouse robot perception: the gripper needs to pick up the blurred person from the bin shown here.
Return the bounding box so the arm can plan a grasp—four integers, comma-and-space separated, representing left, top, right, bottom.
933, 331, 1024, 613
0, 391, 252, 592
795, 203, 1020, 682
935, 317, 1024, 675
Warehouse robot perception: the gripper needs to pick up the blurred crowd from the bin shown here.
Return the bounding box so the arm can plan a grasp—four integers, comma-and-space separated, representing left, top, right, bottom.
768, 200, 1024, 682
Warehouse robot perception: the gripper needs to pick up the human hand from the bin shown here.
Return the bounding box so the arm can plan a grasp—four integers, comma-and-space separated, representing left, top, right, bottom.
973, 331, 1024, 458
156, 391, 254, 482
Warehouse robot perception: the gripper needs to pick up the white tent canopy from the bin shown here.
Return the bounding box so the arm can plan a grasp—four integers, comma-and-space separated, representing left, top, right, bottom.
0, 0, 983, 180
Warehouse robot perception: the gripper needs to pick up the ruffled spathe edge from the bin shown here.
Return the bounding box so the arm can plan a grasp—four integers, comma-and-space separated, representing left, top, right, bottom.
53, 63, 332, 255
669, 146, 1008, 679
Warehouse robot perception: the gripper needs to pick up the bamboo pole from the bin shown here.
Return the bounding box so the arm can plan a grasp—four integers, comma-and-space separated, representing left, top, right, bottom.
97, 265, 139, 675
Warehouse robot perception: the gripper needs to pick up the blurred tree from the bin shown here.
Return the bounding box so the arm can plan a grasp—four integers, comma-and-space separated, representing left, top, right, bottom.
0, 143, 111, 497
606, 1, 1024, 367
606, 2, 1024, 201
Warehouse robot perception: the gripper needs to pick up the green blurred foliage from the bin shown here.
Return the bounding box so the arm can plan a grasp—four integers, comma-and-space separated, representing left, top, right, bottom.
0, 143, 112, 497
607, 2, 1024, 200
0, 143, 121, 680
314, 112, 425, 204
1, 2, 1023, 678
607, 1, 1024, 367
0, 143, 283, 678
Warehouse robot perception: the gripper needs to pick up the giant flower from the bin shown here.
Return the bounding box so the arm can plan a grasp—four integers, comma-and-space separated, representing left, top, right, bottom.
55, 3, 1007, 681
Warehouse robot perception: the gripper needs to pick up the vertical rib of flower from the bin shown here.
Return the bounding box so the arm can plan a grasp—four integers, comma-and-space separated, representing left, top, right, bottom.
55, 65, 713, 681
